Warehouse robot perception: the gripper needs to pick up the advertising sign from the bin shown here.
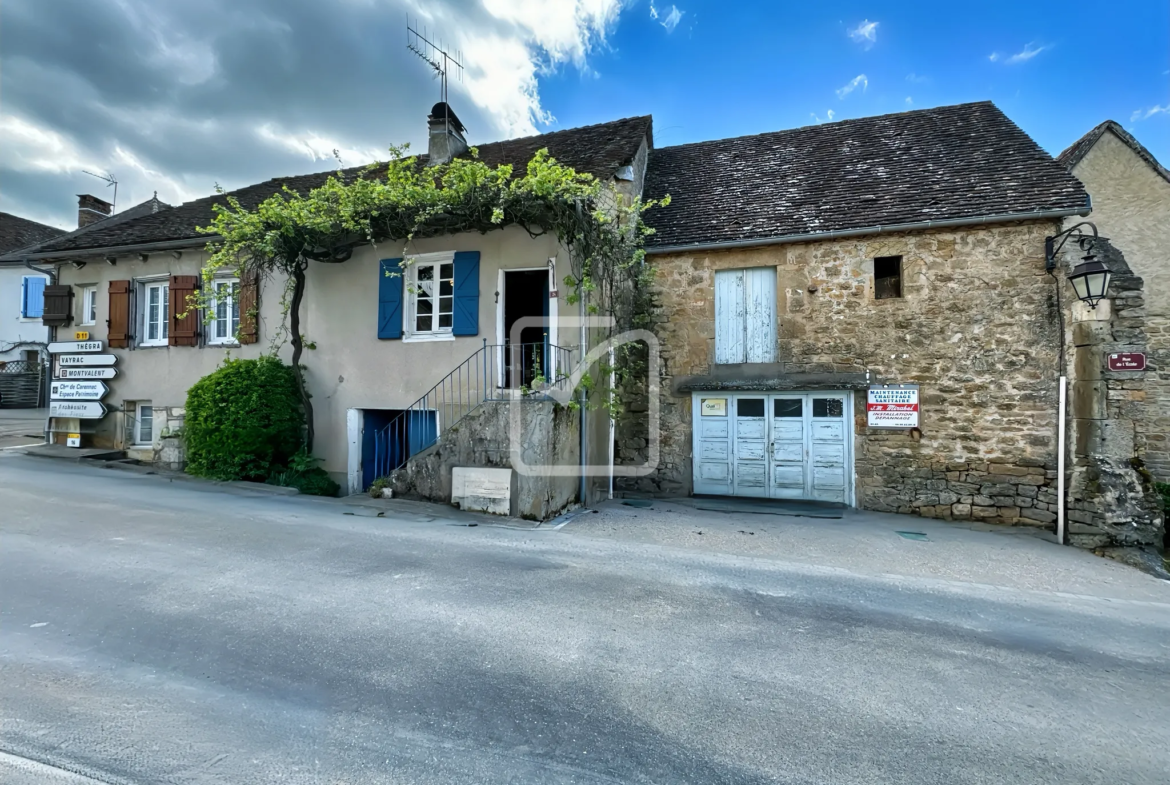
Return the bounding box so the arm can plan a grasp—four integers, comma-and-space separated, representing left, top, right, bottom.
48, 340, 103, 353
49, 401, 107, 419
1107, 352, 1146, 372
50, 381, 109, 401
867, 385, 920, 429
700, 398, 728, 416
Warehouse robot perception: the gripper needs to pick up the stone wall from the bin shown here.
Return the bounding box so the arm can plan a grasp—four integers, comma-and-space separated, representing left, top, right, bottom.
1065, 243, 1164, 552
389, 398, 580, 520
626, 221, 1068, 526
1067, 129, 1170, 480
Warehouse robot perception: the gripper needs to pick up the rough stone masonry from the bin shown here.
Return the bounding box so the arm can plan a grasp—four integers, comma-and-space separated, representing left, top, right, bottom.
619, 219, 1164, 550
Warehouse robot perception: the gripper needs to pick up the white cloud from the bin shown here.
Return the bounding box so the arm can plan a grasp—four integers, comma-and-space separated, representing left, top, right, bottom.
658, 4, 684, 33
905, 97, 913, 106
649, 1, 658, 19
906, 72, 929, 84
811, 109, 836, 124
848, 20, 878, 48
1130, 105, 1170, 122
989, 42, 1049, 65
836, 74, 868, 99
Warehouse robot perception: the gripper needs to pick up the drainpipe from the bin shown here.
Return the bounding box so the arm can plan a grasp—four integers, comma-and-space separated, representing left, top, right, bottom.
24, 261, 57, 444
1057, 377, 1067, 544
579, 284, 588, 507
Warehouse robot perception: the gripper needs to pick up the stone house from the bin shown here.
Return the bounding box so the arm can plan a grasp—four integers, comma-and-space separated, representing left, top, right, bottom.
618, 101, 1162, 553
0, 104, 651, 516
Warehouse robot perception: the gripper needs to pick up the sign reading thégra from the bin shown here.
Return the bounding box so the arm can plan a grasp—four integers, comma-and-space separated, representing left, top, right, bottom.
867, 385, 920, 429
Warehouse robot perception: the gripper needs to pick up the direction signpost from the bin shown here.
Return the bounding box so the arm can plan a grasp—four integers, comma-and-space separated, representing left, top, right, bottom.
50, 381, 109, 401
49, 401, 108, 419
48, 340, 103, 354
57, 354, 117, 367
47, 340, 116, 442
57, 367, 118, 380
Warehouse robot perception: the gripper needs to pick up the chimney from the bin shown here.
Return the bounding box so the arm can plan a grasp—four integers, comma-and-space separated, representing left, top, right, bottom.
78, 194, 113, 228
427, 102, 468, 166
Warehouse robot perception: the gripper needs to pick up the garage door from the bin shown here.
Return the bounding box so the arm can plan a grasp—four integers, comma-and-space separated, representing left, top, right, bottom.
692, 391, 852, 504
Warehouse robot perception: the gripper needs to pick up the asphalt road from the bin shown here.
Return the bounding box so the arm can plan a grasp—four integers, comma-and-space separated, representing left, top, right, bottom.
2, 452, 1168, 784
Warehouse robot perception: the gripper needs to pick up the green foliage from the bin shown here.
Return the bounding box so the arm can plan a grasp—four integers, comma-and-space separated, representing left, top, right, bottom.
184, 356, 304, 481
368, 476, 392, 498
269, 449, 340, 497
1156, 481, 1170, 514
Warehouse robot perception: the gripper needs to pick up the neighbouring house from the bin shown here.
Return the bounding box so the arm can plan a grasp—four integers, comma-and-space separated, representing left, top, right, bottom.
1053, 120, 1169, 550
0, 104, 652, 517
615, 101, 1162, 555
0, 211, 65, 407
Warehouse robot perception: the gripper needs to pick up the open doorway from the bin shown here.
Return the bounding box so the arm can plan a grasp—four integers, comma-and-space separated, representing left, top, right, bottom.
500, 269, 549, 388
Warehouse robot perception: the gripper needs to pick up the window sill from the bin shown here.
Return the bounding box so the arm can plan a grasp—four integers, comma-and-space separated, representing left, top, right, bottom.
208, 340, 240, 347
402, 332, 455, 343
79, 322, 96, 328
138, 342, 169, 349
19, 317, 43, 323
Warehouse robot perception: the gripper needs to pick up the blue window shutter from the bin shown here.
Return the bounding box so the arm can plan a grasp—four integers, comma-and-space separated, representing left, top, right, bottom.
23, 277, 46, 318
378, 259, 404, 339
452, 251, 480, 336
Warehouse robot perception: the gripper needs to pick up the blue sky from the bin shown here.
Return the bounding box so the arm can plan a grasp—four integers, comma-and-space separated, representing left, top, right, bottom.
541, 0, 1169, 160
2, 0, 1167, 228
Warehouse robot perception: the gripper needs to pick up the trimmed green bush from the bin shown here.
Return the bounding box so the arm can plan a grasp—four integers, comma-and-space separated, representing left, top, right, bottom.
185, 356, 304, 481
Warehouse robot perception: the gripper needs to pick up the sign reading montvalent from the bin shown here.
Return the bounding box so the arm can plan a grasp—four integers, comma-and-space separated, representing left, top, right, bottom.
48, 340, 103, 354
57, 354, 117, 367
867, 385, 920, 429
49, 401, 107, 419
50, 381, 109, 401
1108, 352, 1146, 372
56, 366, 118, 380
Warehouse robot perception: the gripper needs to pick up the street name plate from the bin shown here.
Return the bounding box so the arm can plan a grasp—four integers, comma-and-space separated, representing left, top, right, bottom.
1107, 352, 1146, 372
49, 401, 107, 419
48, 340, 103, 353
58, 354, 117, 366
50, 381, 109, 401
57, 367, 118, 380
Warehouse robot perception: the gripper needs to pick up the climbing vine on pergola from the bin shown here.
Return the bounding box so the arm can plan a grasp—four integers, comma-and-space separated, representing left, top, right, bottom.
198, 146, 667, 452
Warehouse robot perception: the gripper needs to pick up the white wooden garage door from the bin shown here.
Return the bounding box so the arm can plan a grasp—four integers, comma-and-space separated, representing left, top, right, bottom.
692, 392, 853, 504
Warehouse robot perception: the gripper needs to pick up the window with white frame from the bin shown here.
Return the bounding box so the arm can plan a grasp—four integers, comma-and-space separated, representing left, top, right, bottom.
714, 267, 777, 364
209, 278, 240, 344
140, 280, 169, 346
80, 286, 97, 326
406, 253, 454, 338
135, 401, 154, 445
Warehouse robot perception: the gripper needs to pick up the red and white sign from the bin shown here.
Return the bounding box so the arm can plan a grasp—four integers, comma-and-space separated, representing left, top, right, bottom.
867, 386, 920, 429
1108, 352, 1146, 372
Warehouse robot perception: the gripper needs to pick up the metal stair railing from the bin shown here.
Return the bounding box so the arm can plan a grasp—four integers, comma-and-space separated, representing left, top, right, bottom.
371, 340, 574, 481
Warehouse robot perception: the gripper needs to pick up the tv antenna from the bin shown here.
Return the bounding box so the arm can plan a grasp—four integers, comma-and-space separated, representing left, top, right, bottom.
83, 169, 118, 213
406, 18, 463, 104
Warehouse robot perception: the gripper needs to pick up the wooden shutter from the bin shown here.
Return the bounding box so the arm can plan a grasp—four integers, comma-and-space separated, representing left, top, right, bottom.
378, 258, 404, 339
108, 280, 132, 348
22, 277, 46, 318
714, 269, 745, 364
238, 272, 259, 344
451, 251, 480, 336
41, 285, 74, 327
743, 266, 777, 363
168, 275, 200, 346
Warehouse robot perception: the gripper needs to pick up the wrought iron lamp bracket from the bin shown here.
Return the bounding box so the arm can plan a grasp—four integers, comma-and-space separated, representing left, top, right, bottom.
1045, 221, 1099, 272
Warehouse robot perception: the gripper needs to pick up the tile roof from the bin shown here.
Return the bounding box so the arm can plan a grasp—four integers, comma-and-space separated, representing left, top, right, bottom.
0, 196, 171, 261
21, 115, 653, 258
0, 212, 66, 255
643, 101, 1088, 250
1057, 119, 1170, 185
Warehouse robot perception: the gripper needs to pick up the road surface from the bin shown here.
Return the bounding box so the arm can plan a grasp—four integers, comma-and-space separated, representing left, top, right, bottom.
2, 452, 1168, 783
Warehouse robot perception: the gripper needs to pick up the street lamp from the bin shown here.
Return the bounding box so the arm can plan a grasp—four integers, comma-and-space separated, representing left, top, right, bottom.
1045, 221, 1110, 308
1067, 256, 1112, 309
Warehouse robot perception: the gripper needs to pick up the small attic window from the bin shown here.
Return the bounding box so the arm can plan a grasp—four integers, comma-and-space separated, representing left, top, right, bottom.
874, 256, 902, 299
